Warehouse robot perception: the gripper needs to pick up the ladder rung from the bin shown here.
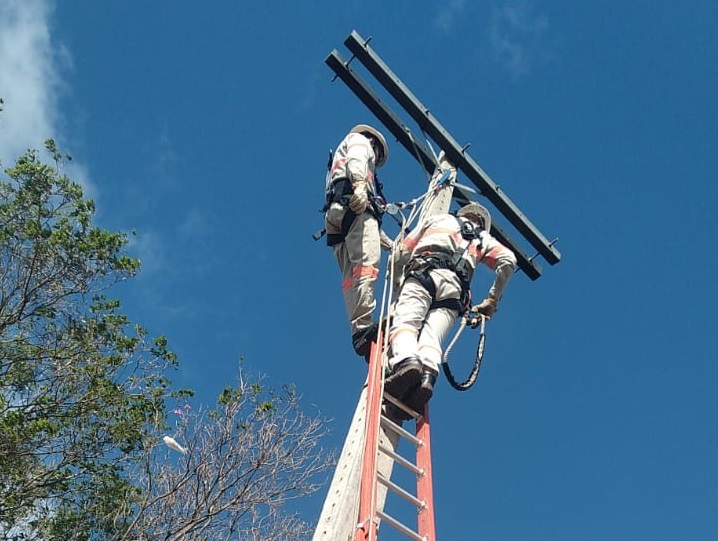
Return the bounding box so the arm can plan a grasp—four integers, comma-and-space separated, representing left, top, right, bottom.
383, 392, 421, 420
380, 415, 423, 447
378, 443, 423, 476
377, 472, 425, 509
377, 510, 426, 541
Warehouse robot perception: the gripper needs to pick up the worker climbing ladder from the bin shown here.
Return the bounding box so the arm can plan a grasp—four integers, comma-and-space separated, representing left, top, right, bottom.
312, 333, 437, 541
355, 334, 437, 541
313, 29, 561, 541
312, 150, 454, 541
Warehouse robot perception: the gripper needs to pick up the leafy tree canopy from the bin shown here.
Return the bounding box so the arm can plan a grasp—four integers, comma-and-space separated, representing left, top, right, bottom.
0, 140, 331, 541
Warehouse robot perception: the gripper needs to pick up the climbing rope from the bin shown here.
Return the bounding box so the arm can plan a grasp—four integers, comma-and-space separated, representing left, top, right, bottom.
377, 137, 468, 379
375, 175, 429, 371
441, 312, 487, 391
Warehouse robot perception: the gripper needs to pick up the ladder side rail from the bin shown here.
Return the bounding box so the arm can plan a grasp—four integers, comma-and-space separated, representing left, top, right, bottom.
415, 406, 436, 541
354, 334, 386, 541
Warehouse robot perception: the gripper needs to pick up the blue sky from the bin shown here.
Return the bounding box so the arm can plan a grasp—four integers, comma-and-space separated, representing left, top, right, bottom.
1, 1, 717, 539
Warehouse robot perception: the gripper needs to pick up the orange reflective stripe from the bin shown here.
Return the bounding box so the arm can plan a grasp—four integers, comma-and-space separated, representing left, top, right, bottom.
330, 159, 346, 175
405, 227, 459, 250
482, 246, 504, 269
403, 238, 418, 250
346, 140, 370, 152
352, 266, 379, 279
342, 266, 378, 291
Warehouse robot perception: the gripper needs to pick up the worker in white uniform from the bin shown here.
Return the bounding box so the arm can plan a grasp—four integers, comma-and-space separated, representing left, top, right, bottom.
385, 203, 517, 414
324, 124, 393, 357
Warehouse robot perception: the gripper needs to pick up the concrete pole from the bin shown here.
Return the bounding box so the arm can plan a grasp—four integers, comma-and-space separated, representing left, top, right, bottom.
311, 383, 400, 541
312, 164, 454, 541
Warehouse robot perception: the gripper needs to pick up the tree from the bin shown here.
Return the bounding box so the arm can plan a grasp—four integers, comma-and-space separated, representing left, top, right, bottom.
0, 141, 332, 540
125, 372, 331, 541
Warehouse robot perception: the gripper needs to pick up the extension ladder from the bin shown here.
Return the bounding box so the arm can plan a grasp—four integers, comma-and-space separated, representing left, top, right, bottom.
312, 334, 436, 541
313, 144, 456, 541
354, 333, 435, 541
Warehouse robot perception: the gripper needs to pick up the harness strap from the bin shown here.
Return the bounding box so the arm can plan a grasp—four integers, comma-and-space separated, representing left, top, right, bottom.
432, 297, 466, 312
405, 258, 471, 314
402, 215, 484, 313
324, 178, 353, 210
324, 177, 383, 246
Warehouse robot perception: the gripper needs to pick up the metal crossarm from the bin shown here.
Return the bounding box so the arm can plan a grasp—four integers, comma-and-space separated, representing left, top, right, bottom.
325, 49, 437, 174
343, 30, 561, 267
325, 48, 544, 280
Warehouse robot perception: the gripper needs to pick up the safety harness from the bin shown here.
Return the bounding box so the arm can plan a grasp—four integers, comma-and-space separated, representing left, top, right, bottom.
403, 216, 483, 314
322, 176, 386, 246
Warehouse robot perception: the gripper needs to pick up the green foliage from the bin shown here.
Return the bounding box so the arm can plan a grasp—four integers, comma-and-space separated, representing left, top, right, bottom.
0, 142, 177, 539
0, 139, 331, 541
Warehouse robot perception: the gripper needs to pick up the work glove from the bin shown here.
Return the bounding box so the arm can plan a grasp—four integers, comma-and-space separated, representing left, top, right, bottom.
349, 181, 369, 214
471, 297, 497, 318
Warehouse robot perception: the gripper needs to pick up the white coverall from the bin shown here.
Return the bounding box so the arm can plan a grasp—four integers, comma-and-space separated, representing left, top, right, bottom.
325, 132, 391, 337
389, 213, 517, 375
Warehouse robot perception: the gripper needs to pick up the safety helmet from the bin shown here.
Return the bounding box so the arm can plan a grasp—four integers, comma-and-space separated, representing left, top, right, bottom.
350, 124, 389, 168
456, 203, 491, 232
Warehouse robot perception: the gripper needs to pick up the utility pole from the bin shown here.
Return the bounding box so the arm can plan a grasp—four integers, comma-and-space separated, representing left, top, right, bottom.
313, 30, 561, 541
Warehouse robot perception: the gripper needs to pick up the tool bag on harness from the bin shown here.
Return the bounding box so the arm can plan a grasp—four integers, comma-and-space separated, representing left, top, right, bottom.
403, 216, 483, 314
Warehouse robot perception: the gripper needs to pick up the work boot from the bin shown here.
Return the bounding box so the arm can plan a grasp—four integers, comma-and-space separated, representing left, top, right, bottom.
383, 357, 422, 401
352, 325, 378, 358
403, 370, 437, 416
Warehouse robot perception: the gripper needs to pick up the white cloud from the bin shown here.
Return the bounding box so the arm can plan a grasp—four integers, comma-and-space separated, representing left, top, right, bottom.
0, 0, 98, 198
489, 0, 549, 78
0, 0, 61, 160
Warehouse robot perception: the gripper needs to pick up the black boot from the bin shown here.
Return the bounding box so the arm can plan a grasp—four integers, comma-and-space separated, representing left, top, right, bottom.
352, 324, 378, 357
383, 357, 422, 400
403, 370, 437, 416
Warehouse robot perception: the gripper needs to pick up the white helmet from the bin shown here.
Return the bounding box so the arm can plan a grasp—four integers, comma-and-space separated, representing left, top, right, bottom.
350, 124, 389, 168
457, 203, 491, 232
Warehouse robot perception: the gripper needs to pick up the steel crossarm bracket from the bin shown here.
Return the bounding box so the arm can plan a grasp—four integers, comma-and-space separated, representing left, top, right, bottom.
325, 49, 543, 280
343, 30, 561, 268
